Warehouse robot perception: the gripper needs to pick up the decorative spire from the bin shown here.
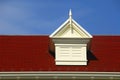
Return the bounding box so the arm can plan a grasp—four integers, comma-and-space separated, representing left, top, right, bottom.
69, 9, 73, 34
69, 9, 72, 19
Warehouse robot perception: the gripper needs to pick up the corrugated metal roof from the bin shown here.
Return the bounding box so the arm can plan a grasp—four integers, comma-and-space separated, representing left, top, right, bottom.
0, 35, 119, 72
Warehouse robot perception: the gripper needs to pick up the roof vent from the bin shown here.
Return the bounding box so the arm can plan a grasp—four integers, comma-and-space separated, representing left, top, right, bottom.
50, 10, 92, 65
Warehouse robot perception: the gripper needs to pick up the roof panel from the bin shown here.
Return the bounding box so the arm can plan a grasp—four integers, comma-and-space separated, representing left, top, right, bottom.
0, 35, 119, 72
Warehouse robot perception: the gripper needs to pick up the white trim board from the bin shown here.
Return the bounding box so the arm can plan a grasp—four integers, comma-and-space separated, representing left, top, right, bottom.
0, 71, 119, 79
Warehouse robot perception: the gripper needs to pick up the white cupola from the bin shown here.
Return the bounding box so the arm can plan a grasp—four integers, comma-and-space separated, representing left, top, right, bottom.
49, 10, 92, 65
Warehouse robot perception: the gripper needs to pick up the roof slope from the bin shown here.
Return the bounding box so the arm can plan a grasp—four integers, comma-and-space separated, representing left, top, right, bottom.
0, 35, 120, 72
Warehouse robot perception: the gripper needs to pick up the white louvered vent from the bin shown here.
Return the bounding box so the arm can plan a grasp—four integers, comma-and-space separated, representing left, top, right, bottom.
58, 46, 82, 59
55, 44, 87, 65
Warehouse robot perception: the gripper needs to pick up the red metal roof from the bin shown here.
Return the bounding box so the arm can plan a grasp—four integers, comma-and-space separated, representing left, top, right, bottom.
0, 35, 120, 72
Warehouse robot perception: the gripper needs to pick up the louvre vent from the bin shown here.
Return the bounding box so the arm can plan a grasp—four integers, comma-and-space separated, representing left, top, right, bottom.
57, 45, 84, 60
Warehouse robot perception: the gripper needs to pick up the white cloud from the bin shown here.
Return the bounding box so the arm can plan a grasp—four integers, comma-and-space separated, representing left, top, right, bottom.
0, 1, 36, 34
0, 1, 59, 35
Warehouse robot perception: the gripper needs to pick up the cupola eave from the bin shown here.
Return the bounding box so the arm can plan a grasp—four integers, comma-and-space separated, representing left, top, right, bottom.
49, 18, 92, 39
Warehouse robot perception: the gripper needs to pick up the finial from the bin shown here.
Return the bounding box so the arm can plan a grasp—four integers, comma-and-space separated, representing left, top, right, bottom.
69, 9, 72, 17
69, 9, 73, 34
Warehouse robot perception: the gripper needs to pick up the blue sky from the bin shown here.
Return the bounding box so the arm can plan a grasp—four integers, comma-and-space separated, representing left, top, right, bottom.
0, 0, 120, 35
